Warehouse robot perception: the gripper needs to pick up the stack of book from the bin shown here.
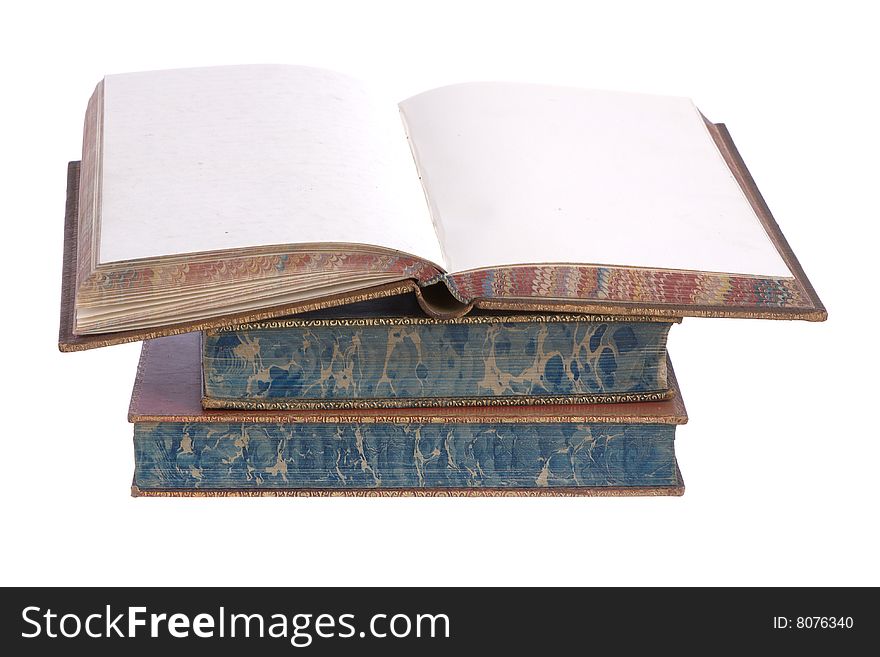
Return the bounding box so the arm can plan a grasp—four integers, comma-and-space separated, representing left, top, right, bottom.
58, 66, 825, 497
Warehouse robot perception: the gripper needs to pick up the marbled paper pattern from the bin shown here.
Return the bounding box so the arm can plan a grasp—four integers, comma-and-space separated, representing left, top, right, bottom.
438, 265, 812, 309
134, 422, 677, 490
203, 320, 671, 406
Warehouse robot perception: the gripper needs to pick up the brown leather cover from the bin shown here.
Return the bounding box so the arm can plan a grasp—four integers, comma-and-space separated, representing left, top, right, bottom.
129, 331, 688, 425
60, 119, 825, 351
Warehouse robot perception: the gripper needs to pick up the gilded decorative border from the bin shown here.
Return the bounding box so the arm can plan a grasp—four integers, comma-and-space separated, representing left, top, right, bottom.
134, 412, 687, 425
201, 390, 674, 411
472, 298, 827, 321
132, 482, 684, 498
207, 313, 676, 334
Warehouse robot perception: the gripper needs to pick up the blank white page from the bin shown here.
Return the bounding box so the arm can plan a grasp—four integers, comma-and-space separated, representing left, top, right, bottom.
99, 65, 442, 265
399, 83, 792, 277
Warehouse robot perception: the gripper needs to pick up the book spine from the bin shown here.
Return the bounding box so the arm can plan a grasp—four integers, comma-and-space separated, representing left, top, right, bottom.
133, 422, 677, 491
202, 320, 672, 409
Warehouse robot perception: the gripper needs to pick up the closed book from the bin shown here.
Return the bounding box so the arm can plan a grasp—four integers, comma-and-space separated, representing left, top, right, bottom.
131, 333, 687, 496
201, 295, 676, 410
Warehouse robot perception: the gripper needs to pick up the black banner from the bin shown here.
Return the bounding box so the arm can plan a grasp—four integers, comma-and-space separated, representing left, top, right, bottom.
0, 587, 873, 654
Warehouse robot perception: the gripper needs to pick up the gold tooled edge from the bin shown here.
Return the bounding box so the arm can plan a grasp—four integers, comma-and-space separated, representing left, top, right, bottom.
201, 389, 674, 411
135, 412, 686, 425
206, 313, 679, 334
472, 298, 826, 321
134, 351, 687, 425
131, 462, 684, 498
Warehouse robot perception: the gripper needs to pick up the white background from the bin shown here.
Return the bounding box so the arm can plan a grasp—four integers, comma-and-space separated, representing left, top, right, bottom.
1, 0, 877, 586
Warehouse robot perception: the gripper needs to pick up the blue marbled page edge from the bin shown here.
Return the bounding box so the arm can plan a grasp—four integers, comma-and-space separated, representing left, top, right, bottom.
202, 321, 672, 405
134, 421, 677, 491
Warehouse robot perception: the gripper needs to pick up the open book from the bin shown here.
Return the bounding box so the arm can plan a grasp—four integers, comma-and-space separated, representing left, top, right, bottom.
63, 65, 824, 349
